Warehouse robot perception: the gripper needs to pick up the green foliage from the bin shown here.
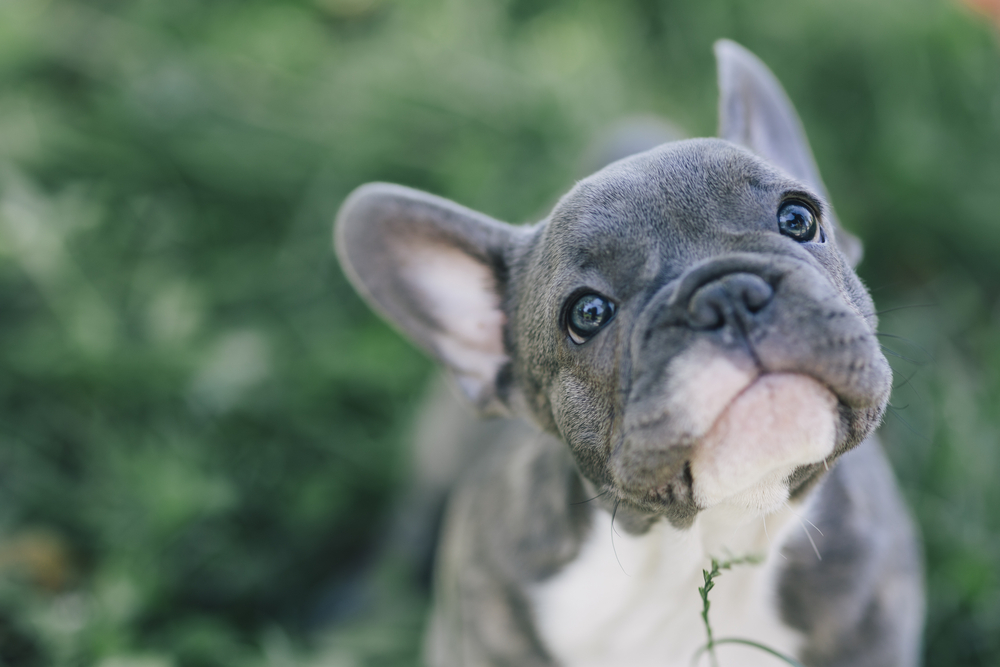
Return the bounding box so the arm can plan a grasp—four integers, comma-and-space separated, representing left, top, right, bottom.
0, 0, 998, 665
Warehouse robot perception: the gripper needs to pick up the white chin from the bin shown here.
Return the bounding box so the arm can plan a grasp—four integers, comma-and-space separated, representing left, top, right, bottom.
689, 373, 838, 513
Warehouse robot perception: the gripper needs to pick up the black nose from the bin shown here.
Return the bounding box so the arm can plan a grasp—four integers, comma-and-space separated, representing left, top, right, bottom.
686, 272, 774, 330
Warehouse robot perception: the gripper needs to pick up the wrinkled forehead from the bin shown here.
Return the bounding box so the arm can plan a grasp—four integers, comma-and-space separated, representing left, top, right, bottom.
543, 138, 813, 282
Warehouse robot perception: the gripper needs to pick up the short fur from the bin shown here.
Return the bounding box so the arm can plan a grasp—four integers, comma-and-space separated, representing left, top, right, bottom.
335, 41, 923, 667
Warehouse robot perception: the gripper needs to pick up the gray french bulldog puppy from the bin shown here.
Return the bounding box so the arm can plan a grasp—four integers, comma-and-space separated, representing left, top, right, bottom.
335, 41, 924, 667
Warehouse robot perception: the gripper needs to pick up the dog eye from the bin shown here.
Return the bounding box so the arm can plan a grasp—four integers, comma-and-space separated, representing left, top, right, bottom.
567, 293, 616, 344
777, 200, 818, 242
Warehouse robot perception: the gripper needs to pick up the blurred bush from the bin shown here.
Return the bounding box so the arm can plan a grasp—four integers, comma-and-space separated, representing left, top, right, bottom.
0, 0, 998, 665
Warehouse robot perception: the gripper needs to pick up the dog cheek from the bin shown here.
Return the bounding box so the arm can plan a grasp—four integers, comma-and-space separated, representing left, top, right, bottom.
550, 370, 616, 484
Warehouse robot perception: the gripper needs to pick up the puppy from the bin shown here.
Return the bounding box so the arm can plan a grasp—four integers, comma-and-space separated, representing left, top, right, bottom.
335, 40, 923, 667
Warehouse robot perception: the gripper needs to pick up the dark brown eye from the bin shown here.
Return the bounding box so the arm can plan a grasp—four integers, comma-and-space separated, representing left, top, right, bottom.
778, 200, 818, 242
567, 293, 616, 344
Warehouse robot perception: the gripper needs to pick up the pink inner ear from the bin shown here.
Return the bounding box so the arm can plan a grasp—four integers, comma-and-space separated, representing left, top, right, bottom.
398, 243, 508, 387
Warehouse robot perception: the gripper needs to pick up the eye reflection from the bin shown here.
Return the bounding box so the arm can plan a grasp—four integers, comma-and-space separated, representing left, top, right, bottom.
777, 200, 818, 242
567, 293, 616, 344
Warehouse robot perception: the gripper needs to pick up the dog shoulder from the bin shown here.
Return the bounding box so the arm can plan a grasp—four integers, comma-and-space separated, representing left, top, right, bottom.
779, 437, 925, 667
425, 418, 591, 667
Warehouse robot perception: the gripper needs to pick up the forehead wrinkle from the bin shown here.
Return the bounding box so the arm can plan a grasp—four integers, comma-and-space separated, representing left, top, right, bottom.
561, 148, 786, 228
557, 203, 668, 285
541, 138, 830, 286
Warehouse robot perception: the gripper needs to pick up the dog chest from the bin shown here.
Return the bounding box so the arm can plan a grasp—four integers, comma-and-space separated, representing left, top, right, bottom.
529, 505, 805, 667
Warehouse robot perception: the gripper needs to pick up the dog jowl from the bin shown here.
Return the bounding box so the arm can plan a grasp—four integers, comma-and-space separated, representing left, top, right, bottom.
336, 41, 923, 667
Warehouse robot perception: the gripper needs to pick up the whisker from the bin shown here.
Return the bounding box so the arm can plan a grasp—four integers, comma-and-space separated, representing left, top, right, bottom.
893, 365, 922, 391
611, 499, 629, 576
783, 501, 824, 536
887, 405, 929, 442
875, 332, 934, 362
761, 514, 787, 560
801, 516, 823, 536
891, 361, 927, 404
901, 373, 926, 404
572, 490, 609, 505
880, 345, 926, 366
782, 502, 822, 560
797, 514, 822, 561
873, 303, 936, 316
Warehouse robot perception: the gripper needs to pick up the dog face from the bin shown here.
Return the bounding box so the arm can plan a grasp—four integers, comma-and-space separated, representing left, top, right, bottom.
335, 41, 891, 527
512, 138, 890, 524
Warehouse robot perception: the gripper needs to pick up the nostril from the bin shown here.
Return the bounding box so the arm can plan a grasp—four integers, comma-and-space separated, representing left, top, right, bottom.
686, 273, 774, 330
740, 276, 774, 313
688, 287, 727, 329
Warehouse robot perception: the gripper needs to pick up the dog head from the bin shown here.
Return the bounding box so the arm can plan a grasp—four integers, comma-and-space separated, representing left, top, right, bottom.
335, 41, 891, 526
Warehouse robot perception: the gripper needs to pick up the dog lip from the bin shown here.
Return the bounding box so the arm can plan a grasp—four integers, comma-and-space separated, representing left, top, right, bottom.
688, 373, 839, 510
700, 371, 763, 434
618, 371, 843, 509
699, 370, 839, 437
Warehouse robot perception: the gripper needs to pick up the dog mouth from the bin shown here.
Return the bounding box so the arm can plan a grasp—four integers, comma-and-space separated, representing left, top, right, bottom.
618, 372, 839, 515
686, 373, 838, 510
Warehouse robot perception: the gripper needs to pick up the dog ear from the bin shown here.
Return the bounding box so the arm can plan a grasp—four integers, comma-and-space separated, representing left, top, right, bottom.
335, 183, 515, 413
715, 39, 863, 266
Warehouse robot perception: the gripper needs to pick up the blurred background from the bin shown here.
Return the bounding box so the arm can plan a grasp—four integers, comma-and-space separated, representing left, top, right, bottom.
0, 0, 999, 665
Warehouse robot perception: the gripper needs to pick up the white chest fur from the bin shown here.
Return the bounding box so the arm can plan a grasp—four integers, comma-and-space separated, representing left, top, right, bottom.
530, 503, 807, 667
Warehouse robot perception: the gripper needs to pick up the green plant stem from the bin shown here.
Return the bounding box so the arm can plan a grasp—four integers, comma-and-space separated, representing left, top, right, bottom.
691, 638, 806, 667
694, 555, 764, 667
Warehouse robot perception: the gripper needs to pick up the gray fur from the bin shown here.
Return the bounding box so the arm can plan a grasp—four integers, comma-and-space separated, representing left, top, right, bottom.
778, 438, 925, 667
335, 40, 923, 667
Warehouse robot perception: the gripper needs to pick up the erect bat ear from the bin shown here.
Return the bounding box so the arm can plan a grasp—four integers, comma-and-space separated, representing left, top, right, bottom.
335, 183, 517, 414
715, 39, 863, 267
